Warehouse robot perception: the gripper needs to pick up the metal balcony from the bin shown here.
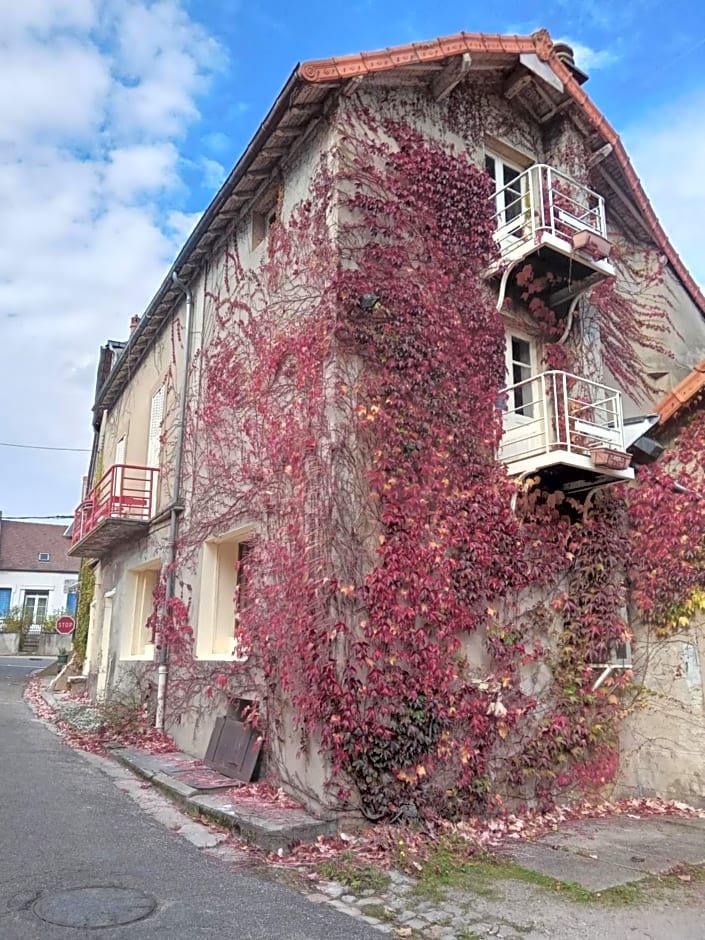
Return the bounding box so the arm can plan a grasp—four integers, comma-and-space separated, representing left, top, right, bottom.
498, 370, 634, 485
491, 164, 614, 286
68, 464, 158, 557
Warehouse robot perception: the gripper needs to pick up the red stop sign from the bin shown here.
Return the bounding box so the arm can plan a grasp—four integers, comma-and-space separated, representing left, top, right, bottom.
56, 616, 75, 635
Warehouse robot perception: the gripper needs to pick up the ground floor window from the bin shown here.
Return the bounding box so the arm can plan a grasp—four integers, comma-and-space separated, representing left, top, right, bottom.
196, 528, 254, 660
23, 590, 49, 630
126, 564, 160, 657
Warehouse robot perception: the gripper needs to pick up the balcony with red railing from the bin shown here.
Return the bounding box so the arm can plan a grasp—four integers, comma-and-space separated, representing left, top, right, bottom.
68, 464, 159, 557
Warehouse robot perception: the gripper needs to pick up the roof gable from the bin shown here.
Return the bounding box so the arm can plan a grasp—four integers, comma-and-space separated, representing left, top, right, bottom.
0, 521, 80, 574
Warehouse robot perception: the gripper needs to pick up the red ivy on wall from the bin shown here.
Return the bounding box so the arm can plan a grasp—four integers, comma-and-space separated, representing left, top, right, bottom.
151, 105, 670, 819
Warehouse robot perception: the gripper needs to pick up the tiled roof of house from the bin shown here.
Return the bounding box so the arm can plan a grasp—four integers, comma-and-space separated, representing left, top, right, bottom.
656, 360, 705, 426
94, 29, 705, 417
0, 520, 80, 574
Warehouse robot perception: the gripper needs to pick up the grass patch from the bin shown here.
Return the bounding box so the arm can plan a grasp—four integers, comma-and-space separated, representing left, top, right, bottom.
411, 840, 647, 906
412, 843, 500, 902
358, 902, 395, 922
317, 852, 391, 895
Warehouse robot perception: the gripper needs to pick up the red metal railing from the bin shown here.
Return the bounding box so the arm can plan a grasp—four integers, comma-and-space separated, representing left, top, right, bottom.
71, 464, 158, 545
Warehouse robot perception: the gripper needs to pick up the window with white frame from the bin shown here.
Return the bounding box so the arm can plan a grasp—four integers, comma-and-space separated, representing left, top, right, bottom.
504, 332, 538, 419
196, 528, 254, 660
485, 149, 530, 241
125, 563, 160, 658
147, 385, 165, 468
23, 590, 49, 630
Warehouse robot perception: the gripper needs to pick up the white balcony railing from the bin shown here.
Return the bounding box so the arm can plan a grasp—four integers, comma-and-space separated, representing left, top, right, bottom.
498, 370, 631, 477
492, 164, 610, 266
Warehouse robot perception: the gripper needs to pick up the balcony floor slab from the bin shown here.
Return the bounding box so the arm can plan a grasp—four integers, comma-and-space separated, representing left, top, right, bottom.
503, 448, 634, 484
68, 517, 149, 558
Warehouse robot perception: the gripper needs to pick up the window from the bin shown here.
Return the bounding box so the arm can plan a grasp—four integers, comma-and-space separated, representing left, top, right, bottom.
115, 436, 126, 466
196, 528, 254, 660
251, 186, 280, 250
37, 552, 50, 562
0, 588, 11, 617
147, 387, 165, 468
125, 563, 160, 658
504, 332, 538, 419
485, 150, 530, 242
23, 591, 49, 629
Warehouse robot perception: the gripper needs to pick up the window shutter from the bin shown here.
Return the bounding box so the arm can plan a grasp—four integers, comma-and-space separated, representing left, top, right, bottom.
115, 436, 126, 466
147, 386, 165, 468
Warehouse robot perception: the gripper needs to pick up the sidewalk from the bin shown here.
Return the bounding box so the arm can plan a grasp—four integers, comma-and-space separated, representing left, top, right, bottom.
39, 679, 337, 853
34, 676, 705, 940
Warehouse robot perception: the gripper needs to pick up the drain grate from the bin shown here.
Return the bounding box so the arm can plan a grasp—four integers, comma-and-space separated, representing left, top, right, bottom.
33, 886, 156, 928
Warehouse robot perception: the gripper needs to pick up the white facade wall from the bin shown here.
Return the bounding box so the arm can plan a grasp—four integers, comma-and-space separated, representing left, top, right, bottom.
0, 569, 77, 615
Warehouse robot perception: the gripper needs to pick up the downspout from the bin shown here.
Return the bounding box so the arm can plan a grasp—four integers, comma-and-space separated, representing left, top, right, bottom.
155, 270, 194, 731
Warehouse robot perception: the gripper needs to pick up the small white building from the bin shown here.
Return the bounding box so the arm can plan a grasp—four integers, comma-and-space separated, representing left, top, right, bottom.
0, 517, 80, 626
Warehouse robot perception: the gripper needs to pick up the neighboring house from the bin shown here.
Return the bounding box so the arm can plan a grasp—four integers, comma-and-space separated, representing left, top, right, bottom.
69, 30, 705, 815
616, 364, 705, 806
0, 516, 80, 626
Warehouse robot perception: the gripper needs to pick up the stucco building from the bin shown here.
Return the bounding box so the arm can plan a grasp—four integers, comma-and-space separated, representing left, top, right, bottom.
0, 517, 79, 622
68, 30, 705, 815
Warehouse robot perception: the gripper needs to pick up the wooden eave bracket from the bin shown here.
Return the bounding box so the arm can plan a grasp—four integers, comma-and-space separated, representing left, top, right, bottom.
432, 53, 473, 100
503, 66, 533, 100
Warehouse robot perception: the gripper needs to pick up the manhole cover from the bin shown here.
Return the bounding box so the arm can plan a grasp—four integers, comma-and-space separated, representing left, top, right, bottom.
33, 887, 156, 928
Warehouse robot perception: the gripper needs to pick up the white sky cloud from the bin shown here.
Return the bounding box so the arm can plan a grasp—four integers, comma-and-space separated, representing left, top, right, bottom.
624, 89, 705, 288
199, 156, 227, 190
557, 38, 618, 71
0, 0, 223, 517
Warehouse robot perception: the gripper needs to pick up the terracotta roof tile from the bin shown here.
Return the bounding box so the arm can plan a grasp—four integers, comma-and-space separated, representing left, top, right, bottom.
0, 521, 80, 574
656, 359, 705, 426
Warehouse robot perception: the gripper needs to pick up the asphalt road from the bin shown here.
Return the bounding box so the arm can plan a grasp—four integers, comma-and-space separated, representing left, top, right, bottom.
0, 660, 382, 939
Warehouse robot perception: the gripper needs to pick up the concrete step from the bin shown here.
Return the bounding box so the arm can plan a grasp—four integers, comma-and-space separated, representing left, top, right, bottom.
107, 745, 337, 852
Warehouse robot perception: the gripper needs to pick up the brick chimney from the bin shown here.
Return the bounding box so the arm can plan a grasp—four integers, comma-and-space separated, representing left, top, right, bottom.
130, 315, 140, 334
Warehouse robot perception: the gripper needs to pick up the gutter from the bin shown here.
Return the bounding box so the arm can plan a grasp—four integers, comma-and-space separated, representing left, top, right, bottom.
155, 271, 194, 731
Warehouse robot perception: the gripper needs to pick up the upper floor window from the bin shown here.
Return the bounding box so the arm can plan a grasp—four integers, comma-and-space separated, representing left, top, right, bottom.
504, 331, 538, 420
147, 385, 165, 468
485, 151, 529, 241
37, 552, 50, 562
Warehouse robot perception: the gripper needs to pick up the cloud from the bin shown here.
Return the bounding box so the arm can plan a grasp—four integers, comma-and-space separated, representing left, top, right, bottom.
623, 89, 705, 288
558, 39, 619, 71
199, 157, 227, 191
0, 1, 224, 516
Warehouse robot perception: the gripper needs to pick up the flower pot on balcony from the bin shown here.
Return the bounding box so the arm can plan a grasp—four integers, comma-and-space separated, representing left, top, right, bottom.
590, 447, 632, 470
572, 229, 612, 261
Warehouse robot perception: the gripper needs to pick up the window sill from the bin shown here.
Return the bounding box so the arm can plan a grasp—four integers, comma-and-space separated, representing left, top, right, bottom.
194, 651, 248, 663
121, 643, 156, 662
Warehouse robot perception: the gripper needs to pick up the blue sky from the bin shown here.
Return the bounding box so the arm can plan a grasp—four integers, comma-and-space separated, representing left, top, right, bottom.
1, 0, 704, 520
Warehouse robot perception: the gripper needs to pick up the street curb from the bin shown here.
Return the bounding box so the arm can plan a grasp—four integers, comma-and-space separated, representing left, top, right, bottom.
109, 746, 337, 852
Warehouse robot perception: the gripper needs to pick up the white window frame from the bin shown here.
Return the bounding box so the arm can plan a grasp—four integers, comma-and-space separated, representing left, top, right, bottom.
485, 149, 531, 244
147, 385, 165, 469
195, 526, 255, 661
504, 331, 539, 421
22, 590, 50, 632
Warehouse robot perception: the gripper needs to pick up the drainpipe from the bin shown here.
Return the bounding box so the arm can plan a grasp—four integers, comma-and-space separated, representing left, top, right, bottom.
155, 270, 194, 731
